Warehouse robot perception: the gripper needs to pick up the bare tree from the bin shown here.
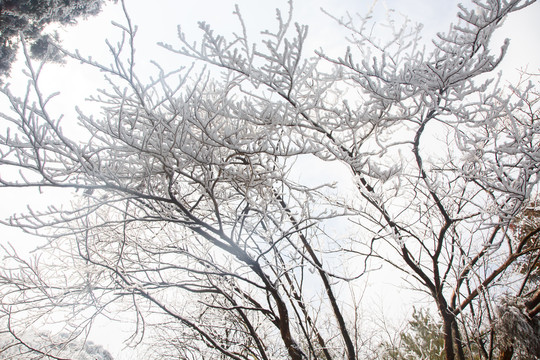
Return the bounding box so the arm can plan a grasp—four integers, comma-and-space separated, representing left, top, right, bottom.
0, 0, 538, 359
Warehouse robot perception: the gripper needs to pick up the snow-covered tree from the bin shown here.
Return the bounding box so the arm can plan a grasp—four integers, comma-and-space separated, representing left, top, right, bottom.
380, 308, 447, 360
0, 0, 108, 76
0, 325, 114, 360
0, 0, 538, 359
495, 197, 540, 360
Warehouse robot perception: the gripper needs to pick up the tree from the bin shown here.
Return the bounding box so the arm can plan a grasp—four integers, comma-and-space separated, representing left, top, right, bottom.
495, 197, 540, 360
0, 0, 538, 359
496, 293, 540, 360
0, 324, 114, 359
380, 307, 486, 360
511, 196, 540, 292
0, 0, 107, 76
380, 308, 446, 360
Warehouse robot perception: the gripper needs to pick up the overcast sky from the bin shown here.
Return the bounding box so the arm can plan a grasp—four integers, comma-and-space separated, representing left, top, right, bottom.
2, 0, 540, 358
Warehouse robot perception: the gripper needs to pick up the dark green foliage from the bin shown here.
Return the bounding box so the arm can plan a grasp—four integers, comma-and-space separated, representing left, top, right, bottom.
29, 33, 63, 62
0, 0, 106, 75
380, 308, 489, 360
380, 308, 445, 360
0, 41, 16, 73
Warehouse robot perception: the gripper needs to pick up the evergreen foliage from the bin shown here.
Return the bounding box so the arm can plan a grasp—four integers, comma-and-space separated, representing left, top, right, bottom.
0, 329, 114, 359
381, 308, 445, 360
0, 0, 106, 75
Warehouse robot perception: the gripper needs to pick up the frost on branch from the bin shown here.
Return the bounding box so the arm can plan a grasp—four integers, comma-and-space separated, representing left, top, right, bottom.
496, 295, 540, 359
0, 0, 539, 360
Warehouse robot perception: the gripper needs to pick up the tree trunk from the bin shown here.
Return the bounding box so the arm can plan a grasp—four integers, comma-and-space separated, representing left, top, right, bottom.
451, 317, 466, 360
442, 314, 456, 360
499, 346, 514, 360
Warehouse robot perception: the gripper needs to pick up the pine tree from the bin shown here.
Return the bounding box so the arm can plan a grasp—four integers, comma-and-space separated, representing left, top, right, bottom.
0, 0, 107, 75
381, 308, 446, 360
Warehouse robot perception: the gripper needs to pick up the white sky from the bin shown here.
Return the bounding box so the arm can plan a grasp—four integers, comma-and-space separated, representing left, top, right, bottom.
2, 0, 540, 358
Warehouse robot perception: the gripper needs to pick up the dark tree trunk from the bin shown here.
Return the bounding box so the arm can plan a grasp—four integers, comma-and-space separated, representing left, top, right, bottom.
499, 346, 514, 360
442, 313, 456, 360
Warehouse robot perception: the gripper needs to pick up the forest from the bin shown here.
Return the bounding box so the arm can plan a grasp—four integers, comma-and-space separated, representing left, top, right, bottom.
0, 0, 539, 359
